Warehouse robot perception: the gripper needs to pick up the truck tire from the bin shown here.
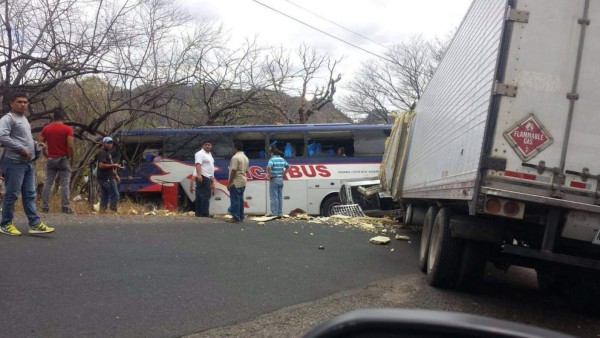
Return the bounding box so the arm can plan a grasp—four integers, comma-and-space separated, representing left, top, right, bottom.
455, 240, 488, 291
321, 195, 341, 217
418, 206, 439, 273
427, 207, 463, 289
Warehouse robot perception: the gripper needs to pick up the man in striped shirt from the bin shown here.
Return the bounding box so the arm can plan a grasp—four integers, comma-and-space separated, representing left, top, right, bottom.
266, 148, 289, 218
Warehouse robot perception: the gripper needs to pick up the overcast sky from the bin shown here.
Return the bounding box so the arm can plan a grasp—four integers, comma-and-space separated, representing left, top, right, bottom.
179, 0, 473, 104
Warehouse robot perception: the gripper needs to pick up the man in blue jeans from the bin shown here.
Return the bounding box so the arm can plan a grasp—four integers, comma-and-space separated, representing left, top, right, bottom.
194, 140, 215, 217
0, 92, 54, 236
266, 148, 289, 218
227, 141, 249, 223
96, 137, 121, 213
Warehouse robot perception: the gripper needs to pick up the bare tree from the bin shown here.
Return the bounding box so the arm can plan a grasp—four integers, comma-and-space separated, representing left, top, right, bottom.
342, 35, 450, 124
262, 43, 342, 124
189, 38, 272, 125
0, 0, 227, 189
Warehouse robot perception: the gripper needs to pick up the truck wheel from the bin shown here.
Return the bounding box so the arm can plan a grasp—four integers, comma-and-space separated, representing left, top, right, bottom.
455, 240, 488, 291
321, 195, 341, 217
418, 206, 439, 273
427, 207, 463, 289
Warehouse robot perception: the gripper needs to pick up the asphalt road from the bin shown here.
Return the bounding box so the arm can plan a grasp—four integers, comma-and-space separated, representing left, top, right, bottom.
0, 215, 416, 338
2, 214, 598, 338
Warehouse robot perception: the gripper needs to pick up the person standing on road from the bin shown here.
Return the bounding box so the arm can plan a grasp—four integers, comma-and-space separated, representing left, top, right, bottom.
39, 109, 75, 214
0, 92, 54, 236
194, 140, 215, 217
97, 137, 121, 213
266, 148, 289, 218
227, 141, 249, 223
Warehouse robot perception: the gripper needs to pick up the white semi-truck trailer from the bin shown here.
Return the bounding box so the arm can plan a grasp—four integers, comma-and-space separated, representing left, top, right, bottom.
379, 0, 600, 310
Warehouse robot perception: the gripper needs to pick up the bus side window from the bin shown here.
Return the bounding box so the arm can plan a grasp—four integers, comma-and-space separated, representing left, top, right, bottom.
269, 132, 304, 158
235, 132, 266, 159
307, 130, 354, 157
353, 130, 387, 157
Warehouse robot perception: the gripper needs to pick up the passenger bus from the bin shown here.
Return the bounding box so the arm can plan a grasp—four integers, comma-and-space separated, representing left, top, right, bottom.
116, 123, 391, 216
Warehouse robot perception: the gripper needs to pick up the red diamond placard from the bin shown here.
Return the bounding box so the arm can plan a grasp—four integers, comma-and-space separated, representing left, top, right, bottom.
503, 114, 553, 161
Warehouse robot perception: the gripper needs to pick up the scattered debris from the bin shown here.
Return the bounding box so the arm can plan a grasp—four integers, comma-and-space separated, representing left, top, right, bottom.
258, 222, 265, 226
395, 234, 410, 241
185, 211, 195, 216
370, 236, 391, 245
330, 215, 352, 220
143, 203, 157, 212
249, 215, 278, 222
318, 246, 325, 250
390, 248, 395, 252
295, 213, 309, 220
127, 209, 139, 215
288, 208, 306, 217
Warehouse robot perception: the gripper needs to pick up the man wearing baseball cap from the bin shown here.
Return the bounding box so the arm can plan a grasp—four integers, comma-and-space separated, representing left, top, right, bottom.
96, 136, 121, 213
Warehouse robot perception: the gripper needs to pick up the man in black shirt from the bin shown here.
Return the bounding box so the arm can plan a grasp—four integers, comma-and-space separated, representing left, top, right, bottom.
97, 137, 120, 213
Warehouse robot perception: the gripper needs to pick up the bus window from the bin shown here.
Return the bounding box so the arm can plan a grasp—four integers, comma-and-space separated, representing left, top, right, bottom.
269, 132, 304, 158
353, 130, 387, 156
235, 132, 267, 159
164, 133, 205, 161
307, 130, 354, 157
205, 133, 233, 159
163, 132, 233, 160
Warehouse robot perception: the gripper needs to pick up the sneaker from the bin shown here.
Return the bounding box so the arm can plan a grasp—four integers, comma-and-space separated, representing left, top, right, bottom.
29, 221, 55, 234
62, 208, 73, 214
226, 218, 241, 224
0, 222, 21, 236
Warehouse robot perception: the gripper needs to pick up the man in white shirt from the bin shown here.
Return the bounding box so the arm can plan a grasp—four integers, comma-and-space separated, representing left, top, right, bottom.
194, 140, 215, 217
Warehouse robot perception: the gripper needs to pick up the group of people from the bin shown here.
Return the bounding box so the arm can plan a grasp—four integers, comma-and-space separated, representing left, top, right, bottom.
190, 140, 290, 223
190, 140, 252, 223
0, 93, 121, 236
0, 92, 292, 236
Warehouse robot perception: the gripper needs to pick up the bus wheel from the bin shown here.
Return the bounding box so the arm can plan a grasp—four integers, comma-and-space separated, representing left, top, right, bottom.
427, 207, 463, 289
321, 195, 341, 217
418, 206, 438, 273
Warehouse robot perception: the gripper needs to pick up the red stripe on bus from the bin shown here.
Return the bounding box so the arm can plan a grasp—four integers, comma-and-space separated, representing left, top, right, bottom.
504, 171, 536, 180
570, 181, 587, 189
